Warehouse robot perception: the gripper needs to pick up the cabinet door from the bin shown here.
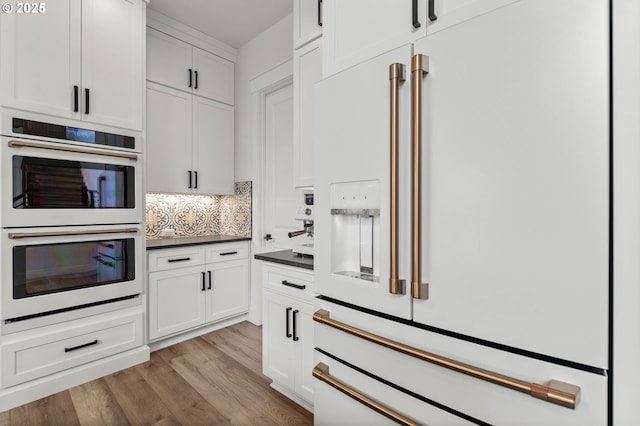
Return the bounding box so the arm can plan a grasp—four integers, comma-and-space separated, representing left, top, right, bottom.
205, 259, 249, 323
323, 0, 426, 77
0, 0, 81, 119
427, 0, 520, 35
81, 0, 143, 130
148, 266, 206, 340
294, 0, 323, 48
146, 27, 192, 92
293, 39, 322, 188
192, 47, 235, 105
146, 83, 193, 193
293, 300, 315, 403
414, 0, 609, 369
193, 96, 235, 195
263, 290, 295, 388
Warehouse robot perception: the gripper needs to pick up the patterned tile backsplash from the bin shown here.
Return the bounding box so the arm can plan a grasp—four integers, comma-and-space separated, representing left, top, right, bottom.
146, 181, 252, 239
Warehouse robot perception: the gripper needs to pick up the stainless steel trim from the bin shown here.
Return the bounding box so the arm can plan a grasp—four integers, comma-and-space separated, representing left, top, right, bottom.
9, 228, 139, 239
8, 139, 138, 160
313, 362, 420, 426
330, 208, 380, 216
411, 54, 429, 300
313, 309, 581, 409
389, 63, 406, 296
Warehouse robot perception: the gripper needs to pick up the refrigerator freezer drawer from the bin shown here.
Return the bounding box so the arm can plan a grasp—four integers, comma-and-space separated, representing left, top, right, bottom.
314, 299, 607, 425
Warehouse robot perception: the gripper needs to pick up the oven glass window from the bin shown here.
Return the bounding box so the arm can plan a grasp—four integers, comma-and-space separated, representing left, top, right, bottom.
13, 239, 136, 299
12, 156, 135, 209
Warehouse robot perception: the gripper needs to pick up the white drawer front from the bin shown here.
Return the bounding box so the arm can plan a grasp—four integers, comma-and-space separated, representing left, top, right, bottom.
264, 264, 315, 297
147, 246, 205, 272
205, 242, 249, 263
2, 311, 143, 387
314, 351, 473, 425
315, 300, 608, 425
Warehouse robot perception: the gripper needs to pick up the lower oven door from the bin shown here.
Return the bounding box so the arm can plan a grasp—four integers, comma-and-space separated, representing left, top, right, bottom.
2, 224, 143, 321
1, 136, 141, 227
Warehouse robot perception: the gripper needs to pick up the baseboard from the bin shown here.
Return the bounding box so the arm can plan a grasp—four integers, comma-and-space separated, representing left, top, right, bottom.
0, 346, 150, 413
147, 313, 250, 352
269, 382, 314, 413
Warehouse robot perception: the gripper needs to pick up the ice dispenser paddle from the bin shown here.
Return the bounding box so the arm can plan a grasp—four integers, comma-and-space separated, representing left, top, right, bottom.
330, 180, 380, 282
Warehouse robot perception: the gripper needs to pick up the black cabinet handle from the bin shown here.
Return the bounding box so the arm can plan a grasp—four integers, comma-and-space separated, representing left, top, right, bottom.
201, 271, 206, 291
188, 68, 193, 88
286, 307, 292, 338
84, 88, 90, 114
292, 309, 299, 341
282, 280, 306, 290
194, 70, 198, 89
188, 171, 193, 189
412, 0, 421, 28
194, 171, 198, 189
168, 257, 190, 263
429, 0, 437, 22
73, 85, 79, 112
318, 0, 323, 27
220, 251, 238, 256
65, 339, 98, 353
208, 270, 212, 290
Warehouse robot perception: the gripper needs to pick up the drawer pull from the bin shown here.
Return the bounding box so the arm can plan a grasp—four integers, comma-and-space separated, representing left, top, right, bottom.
313, 309, 581, 409
313, 362, 419, 426
282, 280, 306, 290
167, 257, 191, 263
219, 251, 238, 256
65, 339, 99, 353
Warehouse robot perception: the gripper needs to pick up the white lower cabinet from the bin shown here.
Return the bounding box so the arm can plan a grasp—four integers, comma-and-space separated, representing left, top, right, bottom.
148, 242, 249, 341
262, 263, 315, 408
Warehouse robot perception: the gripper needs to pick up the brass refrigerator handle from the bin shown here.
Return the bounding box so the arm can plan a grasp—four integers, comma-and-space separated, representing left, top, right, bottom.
8, 139, 138, 160
389, 63, 406, 295
411, 54, 429, 300
313, 362, 420, 426
9, 228, 138, 239
314, 309, 581, 409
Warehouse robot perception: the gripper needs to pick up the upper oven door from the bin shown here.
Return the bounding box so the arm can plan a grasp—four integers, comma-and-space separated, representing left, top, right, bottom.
1, 136, 141, 227
2, 224, 143, 321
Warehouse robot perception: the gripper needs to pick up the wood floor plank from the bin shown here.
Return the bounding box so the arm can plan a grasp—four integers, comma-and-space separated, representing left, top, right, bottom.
2, 322, 313, 425
103, 364, 179, 425
68, 378, 129, 426
135, 350, 232, 425
8, 391, 80, 426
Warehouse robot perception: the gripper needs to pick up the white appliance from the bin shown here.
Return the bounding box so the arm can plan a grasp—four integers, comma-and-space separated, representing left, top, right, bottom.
314, 0, 609, 424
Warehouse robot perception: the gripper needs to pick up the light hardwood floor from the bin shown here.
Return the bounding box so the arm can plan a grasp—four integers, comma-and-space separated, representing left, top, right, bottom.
0, 322, 313, 425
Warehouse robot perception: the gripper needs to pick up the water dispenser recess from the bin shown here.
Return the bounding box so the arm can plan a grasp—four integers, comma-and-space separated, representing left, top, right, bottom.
330, 180, 381, 283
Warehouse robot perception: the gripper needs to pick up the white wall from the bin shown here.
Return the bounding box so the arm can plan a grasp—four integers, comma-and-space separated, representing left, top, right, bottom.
236, 13, 293, 324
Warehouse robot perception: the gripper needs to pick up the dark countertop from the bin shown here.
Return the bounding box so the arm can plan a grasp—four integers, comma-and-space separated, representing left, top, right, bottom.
146, 235, 251, 250
254, 249, 314, 270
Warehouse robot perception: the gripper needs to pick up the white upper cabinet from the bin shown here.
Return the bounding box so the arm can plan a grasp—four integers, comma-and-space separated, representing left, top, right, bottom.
0, 0, 144, 130
147, 27, 234, 105
427, 0, 521, 35
322, 0, 426, 77
146, 83, 235, 195
294, 0, 323, 49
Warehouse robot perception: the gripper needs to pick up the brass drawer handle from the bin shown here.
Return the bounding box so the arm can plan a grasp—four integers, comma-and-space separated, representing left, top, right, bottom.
314, 309, 580, 409
313, 362, 419, 426
8, 139, 138, 160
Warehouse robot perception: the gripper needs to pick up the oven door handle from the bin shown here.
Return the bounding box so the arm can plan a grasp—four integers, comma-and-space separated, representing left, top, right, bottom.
8, 140, 138, 160
9, 228, 138, 239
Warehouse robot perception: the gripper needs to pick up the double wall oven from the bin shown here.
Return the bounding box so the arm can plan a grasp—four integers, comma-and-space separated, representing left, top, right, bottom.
1, 110, 143, 325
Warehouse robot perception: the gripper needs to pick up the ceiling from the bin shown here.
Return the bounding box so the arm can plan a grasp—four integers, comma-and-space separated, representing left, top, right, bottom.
148, 0, 293, 49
